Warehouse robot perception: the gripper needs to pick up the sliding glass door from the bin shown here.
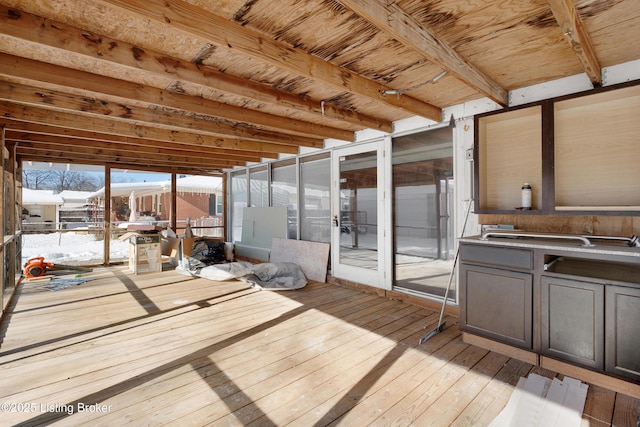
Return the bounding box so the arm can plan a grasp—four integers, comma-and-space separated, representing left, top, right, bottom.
392, 128, 456, 301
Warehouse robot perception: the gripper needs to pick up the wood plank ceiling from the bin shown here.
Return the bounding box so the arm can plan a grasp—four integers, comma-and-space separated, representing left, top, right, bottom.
1, 0, 639, 176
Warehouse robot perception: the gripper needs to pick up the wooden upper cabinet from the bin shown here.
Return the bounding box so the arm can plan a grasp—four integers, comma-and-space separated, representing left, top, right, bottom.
474, 81, 640, 215
476, 105, 543, 212
554, 84, 640, 212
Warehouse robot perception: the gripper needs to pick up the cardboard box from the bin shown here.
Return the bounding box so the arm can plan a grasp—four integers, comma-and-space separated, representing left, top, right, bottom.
169, 237, 198, 267
180, 237, 224, 256
128, 233, 162, 274
173, 237, 225, 268
162, 236, 179, 256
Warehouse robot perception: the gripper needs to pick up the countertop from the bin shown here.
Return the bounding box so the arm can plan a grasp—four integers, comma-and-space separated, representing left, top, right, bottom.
459, 233, 640, 259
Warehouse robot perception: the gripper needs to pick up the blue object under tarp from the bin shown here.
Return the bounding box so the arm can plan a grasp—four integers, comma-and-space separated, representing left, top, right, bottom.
42, 278, 94, 291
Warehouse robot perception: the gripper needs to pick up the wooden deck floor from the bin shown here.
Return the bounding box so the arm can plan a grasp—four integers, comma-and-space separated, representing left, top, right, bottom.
0, 266, 638, 426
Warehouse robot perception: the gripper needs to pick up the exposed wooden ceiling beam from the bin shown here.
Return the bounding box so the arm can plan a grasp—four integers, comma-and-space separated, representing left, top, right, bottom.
8, 136, 259, 165
0, 78, 326, 148
16, 144, 242, 169
6, 131, 264, 162
0, 101, 316, 154
0, 5, 392, 133
18, 153, 222, 175
546, 0, 601, 86
98, 0, 442, 121
0, 53, 350, 142
2, 120, 284, 158
336, 0, 508, 106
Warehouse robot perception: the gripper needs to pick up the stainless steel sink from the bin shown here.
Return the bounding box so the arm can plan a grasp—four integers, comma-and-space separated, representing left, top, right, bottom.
480, 231, 640, 248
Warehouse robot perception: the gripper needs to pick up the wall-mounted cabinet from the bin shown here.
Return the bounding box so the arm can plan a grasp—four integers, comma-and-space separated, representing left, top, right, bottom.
474, 81, 640, 215
476, 106, 543, 212
554, 85, 640, 211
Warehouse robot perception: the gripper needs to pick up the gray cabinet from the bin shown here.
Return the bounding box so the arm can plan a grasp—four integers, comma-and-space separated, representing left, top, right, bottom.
606, 285, 640, 382
460, 263, 533, 349
541, 276, 604, 370
460, 239, 640, 384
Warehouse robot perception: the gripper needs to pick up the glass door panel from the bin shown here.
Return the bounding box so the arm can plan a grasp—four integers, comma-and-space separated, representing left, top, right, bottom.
332, 140, 386, 287
392, 128, 456, 301
339, 151, 378, 270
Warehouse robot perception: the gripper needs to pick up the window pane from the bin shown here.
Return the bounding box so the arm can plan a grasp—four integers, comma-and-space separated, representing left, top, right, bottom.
249, 166, 268, 208
231, 170, 247, 242
216, 196, 223, 216
271, 159, 297, 239
300, 153, 330, 242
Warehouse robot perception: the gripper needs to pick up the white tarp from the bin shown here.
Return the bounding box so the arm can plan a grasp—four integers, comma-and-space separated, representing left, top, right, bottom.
178, 261, 308, 291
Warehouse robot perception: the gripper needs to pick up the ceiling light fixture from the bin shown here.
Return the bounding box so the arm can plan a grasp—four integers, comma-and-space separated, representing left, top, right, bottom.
381, 70, 447, 96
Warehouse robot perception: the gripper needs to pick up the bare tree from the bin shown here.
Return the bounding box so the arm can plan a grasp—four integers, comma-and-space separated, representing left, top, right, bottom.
93, 174, 105, 189
49, 170, 100, 192
22, 169, 56, 190
23, 169, 100, 192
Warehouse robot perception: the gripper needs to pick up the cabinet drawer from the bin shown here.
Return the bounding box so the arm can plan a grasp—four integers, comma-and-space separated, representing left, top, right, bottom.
460, 244, 533, 270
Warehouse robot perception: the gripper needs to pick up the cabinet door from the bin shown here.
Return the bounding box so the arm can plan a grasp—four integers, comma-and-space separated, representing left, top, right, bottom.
606, 285, 640, 382
541, 276, 604, 369
460, 263, 533, 349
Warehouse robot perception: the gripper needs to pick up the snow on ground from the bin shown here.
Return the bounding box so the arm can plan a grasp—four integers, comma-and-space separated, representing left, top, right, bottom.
22, 232, 129, 265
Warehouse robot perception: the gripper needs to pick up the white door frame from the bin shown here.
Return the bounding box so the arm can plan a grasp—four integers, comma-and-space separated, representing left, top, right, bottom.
331, 137, 391, 289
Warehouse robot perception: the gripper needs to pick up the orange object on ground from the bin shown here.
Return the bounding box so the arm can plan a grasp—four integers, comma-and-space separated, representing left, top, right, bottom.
23, 257, 55, 278
23, 257, 93, 279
